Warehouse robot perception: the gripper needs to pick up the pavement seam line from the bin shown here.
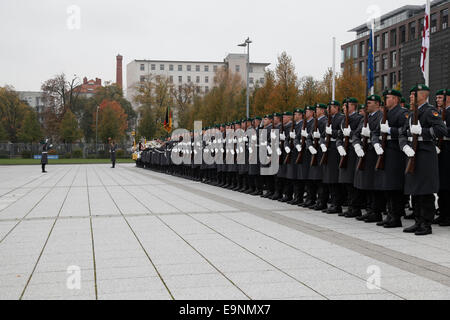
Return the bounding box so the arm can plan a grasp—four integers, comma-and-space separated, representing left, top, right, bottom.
86, 166, 99, 300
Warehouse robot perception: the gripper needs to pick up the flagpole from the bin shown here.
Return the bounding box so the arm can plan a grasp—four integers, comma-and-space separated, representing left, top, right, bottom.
332, 37, 336, 101
371, 19, 375, 95
425, 0, 430, 86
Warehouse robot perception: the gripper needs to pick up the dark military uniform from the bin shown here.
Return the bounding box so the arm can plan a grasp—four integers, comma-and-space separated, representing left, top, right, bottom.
41, 140, 52, 173
110, 142, 117, 168
438, 104, 450, 225
400, 88, 447, 235
297, 116, 314, 207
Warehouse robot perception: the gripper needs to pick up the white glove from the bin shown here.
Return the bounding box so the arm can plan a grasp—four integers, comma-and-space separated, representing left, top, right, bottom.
436, 146, 441, 155
249, 147, 253, 154
320, 144, 327, 153
230, 150, 235, 155
193, 149, 198, 155
251, 135, 257, 141
214, 148, 218, 154
337, 146, 347, 157
280, 133, 286, 141
243, 137, 248, 142
239, 147, 244, 153
308, 146, 318, 155
343, 127, 351, 137
218, 139, 222, 144
296, 145, 301, 152
238, 138, 243, 143
374, 143, 384, 156
354, 144, 365, 158
271, 132, 277, 139
361, 126, 371, 138
290, 132, 296, 139
313, 130, 321, 139
285, 146, 291, 154
403, 145, 415, 158
204, 149, 210, 154
220, 148, 225, 153
326, 125, 332, 135
301, 129, 308, 138
380, 121, 391, 134
277, 148, 282, 156
411, 122, 422, 135
233, 138, 238, 144
267, 146, 273, 155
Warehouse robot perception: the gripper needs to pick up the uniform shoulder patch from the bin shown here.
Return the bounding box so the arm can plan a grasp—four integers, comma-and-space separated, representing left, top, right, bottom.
405, 113, 409, 119
432, 111, 439, 117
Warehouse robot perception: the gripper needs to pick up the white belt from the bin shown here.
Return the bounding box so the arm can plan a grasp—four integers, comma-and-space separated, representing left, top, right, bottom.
379, 135, 393, 141
408, 137, 424, 142
444, 137, 450, 141
330, 138, 337, 142
42, 152, 48, 154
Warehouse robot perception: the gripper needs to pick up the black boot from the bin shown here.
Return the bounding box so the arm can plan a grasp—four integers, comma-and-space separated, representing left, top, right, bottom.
364, 212, 383, 223
414, 224, 432, 236
403, 223, 421, 234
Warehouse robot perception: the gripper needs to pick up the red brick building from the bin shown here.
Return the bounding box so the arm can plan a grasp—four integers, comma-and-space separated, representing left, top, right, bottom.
74, 77, 103, 98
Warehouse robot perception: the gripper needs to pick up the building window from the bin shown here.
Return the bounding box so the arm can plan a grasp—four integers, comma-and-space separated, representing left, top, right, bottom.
382, 54, 388, 70
187, 76, 191, 83
375, 56, 380, 73
196, 65, 200, 72
352, 44, 358, 59
398, 70, 402, 82
390, 29, 397, 47
169, 76, 173, 83
346, 47, 351, 59
140, 64, 145, 71
409, 22, 416, 40
249, 77, 254, 84
375, 36, 380, 52
360, 41, 366, 57
235, 65, 240, 72
205, 86, 209, 94
196, 76, 200, 83
196, 87, 200, 94
249, 66, 254, 73
187, 65, 192, 71
178, 76, 182, 83
204, 65, 209, 72
160, 64, 165, 71
140, 76, 145, 83
205, 76, 209, 83
178, 65, 182, 71
382, 74, 388, 90
360, 61, 365, 76
442, 9, 448, 30
390, 72, 397, 87
169, 64, 174, 71
213, 65, 218, 72
260, 78, 265, 84
400, 25, 406, 43
391, 51, 397, 68
151, 64, 156, 71
431, 13, 438, 33
382, 32, 389, 50
341, 49, 345, 63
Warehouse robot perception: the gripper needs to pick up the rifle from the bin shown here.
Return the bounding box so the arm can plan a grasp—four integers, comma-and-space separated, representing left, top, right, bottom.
357, 102, 369, 171
296, 113, 308, 164
320, 107, 332, 166
375, 95, 388, 170
279, 117, 285, 164
310, 112, 319, 167
284, 115, 295, 165
438, 89, 447, 151
405, 89, 419, 174
339, 98, 350, 169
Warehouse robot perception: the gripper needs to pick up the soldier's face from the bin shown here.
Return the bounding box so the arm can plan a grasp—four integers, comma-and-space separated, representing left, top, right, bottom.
367, 101, 378, 113
305, 110, 313, 119
274, 117, 281, 125
447, 96, 450, 106
436, 95, 445, 107
282, 116, 291, 124
294, 113, 302, 122
385, 95, 398, 108
255, 120, 261, 127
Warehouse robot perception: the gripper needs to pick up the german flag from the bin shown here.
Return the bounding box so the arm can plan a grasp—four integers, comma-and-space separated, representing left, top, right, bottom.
163, 105, 173, 133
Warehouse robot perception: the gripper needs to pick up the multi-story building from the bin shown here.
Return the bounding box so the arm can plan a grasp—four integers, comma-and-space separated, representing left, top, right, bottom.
126, 53, 270, 109
341, 0, 450, 99
73, 77, 103, 98
18, 91, 45, 123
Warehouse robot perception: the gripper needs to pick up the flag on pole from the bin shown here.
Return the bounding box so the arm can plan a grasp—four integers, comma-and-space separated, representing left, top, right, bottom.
367, 26, 375, 94
420, 0, 431, 86
163, 105, 173, 133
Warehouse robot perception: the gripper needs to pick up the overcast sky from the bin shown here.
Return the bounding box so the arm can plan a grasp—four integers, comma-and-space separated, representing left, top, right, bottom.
0, 0, 427, 92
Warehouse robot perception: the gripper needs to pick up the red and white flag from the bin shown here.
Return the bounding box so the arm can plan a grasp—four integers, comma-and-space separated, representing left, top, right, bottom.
420, 0, 431, 85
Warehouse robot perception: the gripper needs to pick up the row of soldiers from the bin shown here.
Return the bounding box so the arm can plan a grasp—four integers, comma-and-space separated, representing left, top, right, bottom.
136, 84, 449, 236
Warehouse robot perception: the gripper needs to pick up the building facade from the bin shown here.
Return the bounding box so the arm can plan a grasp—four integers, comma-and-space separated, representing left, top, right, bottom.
126, 53, 270, 109
73, 77, 103, 98
18, 91, 45, 123
341, 0, 449, 98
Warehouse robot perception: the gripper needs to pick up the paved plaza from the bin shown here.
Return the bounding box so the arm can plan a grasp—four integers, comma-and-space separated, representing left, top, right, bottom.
0, 164, 450, 300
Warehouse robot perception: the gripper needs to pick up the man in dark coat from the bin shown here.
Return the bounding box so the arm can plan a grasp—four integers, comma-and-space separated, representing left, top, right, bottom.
336, 98, 364, 217
286, 109, 304, 205
400, 84, 447, 236
261, 115, 274, 198
109, 139, 117, 168
279, 112, 295, 202
322, 101, 345, 214
249, 117, 263, 196
436, 89, 450, 226
41, 139, 53, 173
298, 106, 315, 208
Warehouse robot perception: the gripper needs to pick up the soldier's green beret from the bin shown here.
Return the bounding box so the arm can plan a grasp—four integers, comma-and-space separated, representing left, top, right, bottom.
315, 103, 327, 109
247, 118, 253, 122
384, 89, 402, 97
305, 106, 316, 111
401, 97, 406, 103
405, 104, 411, 110
348, 97, 359, 104
241, 119, 246, 123
329, 100, 341, 107
273, 112, 283, 117
436, 89, 449, 96
264, 114, 273, 119
283, 111, 293, 116
359, 104, 365, 110
410, 84, 430, 92
254, 116, 262, 121
367, 94, 382, 103
294, 108, 304, 114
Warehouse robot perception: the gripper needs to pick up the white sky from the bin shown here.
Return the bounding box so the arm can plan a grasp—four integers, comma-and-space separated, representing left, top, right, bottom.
0, 0, 427, 92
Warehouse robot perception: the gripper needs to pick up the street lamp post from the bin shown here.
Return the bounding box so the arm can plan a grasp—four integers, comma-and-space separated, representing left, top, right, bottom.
238, 37, 252, 119
95, 106, 99, 157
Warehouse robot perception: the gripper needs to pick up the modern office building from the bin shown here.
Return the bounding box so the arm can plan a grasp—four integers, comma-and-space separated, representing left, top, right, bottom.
341, 0, 450, 98
17, 91, 45, 123
126, 53, 270, 109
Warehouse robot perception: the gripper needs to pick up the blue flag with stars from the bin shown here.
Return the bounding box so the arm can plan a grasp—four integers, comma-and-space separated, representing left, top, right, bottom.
367, 28, 375, 93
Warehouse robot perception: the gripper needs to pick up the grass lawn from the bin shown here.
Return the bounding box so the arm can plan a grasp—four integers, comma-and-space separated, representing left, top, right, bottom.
0, 158, 135, 165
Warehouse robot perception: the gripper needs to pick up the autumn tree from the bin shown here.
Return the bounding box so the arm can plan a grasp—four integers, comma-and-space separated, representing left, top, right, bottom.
335, 59, 366, 103
17, 110, 42, 143
94, 100, 128, 143
269, 52, 300, 112
137, 106, 156, 140
253, 70, 276, 116
0, 86, 33, 142
60, 110, 82, 143
0, 121, 8, 142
